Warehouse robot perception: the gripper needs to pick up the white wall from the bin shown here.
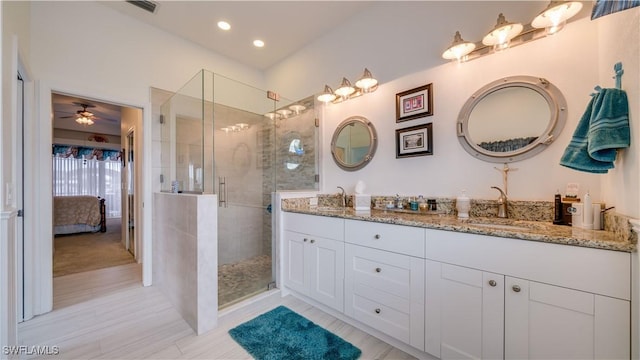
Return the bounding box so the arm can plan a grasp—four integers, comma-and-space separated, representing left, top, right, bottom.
597, 8, 640, 218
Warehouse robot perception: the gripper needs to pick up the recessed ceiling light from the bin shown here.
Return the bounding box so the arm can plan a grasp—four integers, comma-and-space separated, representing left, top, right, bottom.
217, 21, 231, 31
253, 39, 265, 48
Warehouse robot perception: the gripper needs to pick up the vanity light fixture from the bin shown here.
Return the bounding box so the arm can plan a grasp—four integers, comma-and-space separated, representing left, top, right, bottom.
482, 13, 523, 51
264, 112, 281, 120
334, 77, 356, 98
317, 68, 379, 104
317, 85, 337, 103
354, 68, 378, 93
531, 1, 583, 35
288, 104, 306, 114
276, 109, 293, 118
442, 31, 476, 61
443, 1, 583, 63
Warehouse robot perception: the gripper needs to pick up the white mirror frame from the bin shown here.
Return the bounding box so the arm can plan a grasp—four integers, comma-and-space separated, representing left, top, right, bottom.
457, 76, 567, 163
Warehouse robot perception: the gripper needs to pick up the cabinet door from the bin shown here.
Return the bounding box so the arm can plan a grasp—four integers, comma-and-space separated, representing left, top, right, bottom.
425, 261, 504, 360
308, 237, 344, 312
284, 230, 309, 294
505, 277, 630, 359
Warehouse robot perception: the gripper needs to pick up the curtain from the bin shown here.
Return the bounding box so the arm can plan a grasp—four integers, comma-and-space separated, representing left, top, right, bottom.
52, 155, 122, 218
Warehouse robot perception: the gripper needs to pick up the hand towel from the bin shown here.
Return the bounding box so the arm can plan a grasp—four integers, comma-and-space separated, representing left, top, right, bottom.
587, 88, 630, 162
560, 88, 630, 173
559, 95, 613, 173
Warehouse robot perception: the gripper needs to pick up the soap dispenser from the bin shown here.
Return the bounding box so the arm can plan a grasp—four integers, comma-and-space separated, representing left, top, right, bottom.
456, 190, 471, 219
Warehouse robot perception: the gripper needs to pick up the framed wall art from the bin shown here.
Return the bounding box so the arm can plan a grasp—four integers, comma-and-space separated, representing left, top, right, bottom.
395, 83, 433, 122
396, 123, 433, 158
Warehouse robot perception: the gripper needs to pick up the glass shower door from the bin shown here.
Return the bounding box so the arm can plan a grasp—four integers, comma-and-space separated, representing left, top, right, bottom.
212, 73, 279, 308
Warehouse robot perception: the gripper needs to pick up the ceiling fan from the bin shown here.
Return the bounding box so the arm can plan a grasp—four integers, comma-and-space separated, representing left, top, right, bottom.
60, 102, 98, 125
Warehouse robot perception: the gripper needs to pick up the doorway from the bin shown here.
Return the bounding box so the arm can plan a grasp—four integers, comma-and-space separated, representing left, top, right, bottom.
50, 93, 142, 301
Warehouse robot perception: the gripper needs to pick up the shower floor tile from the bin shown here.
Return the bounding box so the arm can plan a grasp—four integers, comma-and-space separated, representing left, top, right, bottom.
218, 254, 272, 308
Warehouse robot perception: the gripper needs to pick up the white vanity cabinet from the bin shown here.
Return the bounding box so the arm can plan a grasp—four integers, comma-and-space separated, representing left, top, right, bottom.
344, 220, 426, 351
504, 277, 630, 360
425, 229, 631, 360
283, 212, 345, 312
425, 261, 504, 359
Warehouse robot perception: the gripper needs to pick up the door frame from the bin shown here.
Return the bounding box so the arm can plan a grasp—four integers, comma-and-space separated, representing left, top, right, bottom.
25, 84, 152, 318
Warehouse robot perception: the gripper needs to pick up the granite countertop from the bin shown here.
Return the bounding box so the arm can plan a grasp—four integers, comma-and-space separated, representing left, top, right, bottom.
283, 205, 636, 253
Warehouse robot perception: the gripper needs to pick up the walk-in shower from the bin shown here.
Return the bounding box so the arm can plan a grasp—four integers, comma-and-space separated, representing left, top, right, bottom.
159, 70, 318, 309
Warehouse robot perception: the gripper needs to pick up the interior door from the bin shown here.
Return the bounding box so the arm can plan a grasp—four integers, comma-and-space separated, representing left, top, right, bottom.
126, 131, 135, 256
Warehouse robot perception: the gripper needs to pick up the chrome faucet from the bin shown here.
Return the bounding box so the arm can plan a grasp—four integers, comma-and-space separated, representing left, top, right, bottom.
491, 186, 508, 218
336, 186, 347, 208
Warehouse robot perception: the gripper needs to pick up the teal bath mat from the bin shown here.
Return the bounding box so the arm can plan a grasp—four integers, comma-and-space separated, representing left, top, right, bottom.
228, 305, 361, 360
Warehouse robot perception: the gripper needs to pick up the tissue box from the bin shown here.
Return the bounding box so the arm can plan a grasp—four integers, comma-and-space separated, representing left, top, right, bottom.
353, 194, 371, 211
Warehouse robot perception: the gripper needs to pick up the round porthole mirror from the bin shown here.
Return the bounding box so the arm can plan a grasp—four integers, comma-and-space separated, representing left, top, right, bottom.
457, 76, 567, 163
331, 116, 378, 171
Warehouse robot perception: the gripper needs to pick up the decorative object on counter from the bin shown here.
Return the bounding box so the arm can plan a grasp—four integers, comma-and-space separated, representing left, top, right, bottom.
171, 180, 180, 193
418, 195, 428, 213
569, 203, 584, 228
353, 180, 371, 211
456, 190, 471, 219
428, 198, 437, 211
395, 194, 404, 209
396, 123, 433, 158
395, 83, 433, 122
457, 76, 567, 163
409, 197, 419, 211
553, 190, 564, 225
560, 63, 630, 174
331, 116, 378, 171
494, 163, 517, 195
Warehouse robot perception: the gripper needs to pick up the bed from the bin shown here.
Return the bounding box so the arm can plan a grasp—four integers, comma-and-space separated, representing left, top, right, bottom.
53, 196, 106, 235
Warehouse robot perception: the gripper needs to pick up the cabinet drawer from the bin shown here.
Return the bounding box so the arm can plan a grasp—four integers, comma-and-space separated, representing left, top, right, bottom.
283, 212, 344, 241
345, 219, 425, 257
426, 229, 631, 300
350, 292, 411, 344
346, 244, 414, 300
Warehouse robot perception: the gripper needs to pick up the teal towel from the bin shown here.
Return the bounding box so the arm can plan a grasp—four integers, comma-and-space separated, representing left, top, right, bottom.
560, 88, 630, 173
587, 88, 630, 161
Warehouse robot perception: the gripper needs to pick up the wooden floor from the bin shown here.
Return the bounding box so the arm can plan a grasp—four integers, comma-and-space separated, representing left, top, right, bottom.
19, 263, 416, 359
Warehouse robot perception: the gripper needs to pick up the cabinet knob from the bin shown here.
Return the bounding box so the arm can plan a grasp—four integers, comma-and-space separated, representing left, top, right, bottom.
375, 267, 382, 273
374, 234, 381, 239
310, 239, 315, 244
374, 308, 381, 314
512, 285, 521, 293
303, 238, 308, 242
488, 280, 497, 287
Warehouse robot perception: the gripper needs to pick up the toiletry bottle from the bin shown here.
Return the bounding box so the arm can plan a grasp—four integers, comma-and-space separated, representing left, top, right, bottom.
418, 195, 428, 213
410, 197, 419, 211
553, 190, 563, 225
456, 190, 471, 219
395, 194, 403, 209
582, 191, 593, 229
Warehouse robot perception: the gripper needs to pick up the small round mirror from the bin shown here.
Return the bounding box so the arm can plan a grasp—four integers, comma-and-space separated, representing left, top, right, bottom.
457, 76, 567, 163
331, 116, 377, 171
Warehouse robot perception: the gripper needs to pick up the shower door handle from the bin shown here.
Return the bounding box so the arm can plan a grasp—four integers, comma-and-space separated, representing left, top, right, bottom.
218, 177, 228, 208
